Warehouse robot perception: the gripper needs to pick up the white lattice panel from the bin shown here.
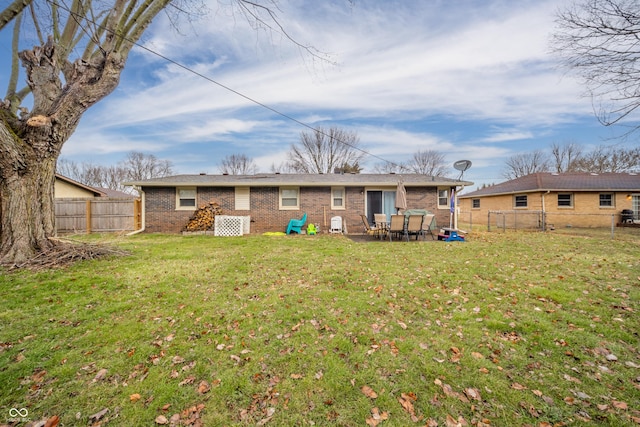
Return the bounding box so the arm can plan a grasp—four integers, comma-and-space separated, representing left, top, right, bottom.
241, 216, 250, 234
214, 216, 243, 236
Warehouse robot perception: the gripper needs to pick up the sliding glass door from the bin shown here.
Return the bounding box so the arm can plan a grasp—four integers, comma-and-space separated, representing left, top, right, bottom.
366, 190, 396, 224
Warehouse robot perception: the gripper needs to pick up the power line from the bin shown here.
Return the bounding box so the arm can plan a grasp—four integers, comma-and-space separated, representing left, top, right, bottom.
44, 0, 400, 170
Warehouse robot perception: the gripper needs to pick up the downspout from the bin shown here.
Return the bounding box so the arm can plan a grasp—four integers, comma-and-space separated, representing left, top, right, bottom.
541, 191, 549, 231
127, 187, 145, 235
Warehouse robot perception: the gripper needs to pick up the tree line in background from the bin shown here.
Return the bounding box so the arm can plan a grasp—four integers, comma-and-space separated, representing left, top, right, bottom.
57, 152, 174, 193
502, 142, 640, 180
218, 126, 450, 176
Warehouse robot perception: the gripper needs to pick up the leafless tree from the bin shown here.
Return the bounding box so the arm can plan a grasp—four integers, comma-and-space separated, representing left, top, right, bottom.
370, 161, 405, 174
0, 0, 331, 265
550, 141, 583, 172
552, 0, 640, 135
58, 152, 173, 192
121, 151, 174, 182
572, 145, 640, 173
405, 149, 448, 176
219, 154, 259, 175
502, 150, 550, 179
287, 127, 366, 174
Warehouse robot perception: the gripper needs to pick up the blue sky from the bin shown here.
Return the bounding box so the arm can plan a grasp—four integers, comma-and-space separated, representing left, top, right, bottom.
0, 0, 629, 190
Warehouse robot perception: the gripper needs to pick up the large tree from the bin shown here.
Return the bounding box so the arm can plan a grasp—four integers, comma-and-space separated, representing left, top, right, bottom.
287, 126, 366, 174
502, 150, 550, 179
552, 0, 640, 134
218, 153, 259, 175
0, 1, 311, 265
58, 151, 173, 192
405, 149, 448, 176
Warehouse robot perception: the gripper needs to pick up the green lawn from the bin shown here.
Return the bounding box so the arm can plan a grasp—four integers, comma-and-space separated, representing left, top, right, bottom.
1, 231, 639, 426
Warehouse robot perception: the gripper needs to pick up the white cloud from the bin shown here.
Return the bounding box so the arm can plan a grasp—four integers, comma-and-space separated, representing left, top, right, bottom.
55, 0, 604, 183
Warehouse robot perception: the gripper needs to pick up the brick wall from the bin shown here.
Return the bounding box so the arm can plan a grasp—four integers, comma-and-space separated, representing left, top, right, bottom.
143, 185, 445, 234
459, 191, 633, 228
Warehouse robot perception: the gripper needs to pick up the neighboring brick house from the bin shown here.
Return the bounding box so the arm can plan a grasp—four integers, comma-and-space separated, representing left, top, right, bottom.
458, 172, 640, 228
125, 173, 473, 234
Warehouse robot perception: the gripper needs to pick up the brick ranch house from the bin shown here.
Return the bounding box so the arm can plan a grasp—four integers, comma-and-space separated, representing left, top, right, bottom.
458, 172, 640, 228
124, 173, 473, 234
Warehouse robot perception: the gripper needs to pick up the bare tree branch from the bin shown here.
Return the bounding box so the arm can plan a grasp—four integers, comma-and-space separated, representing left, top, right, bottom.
552, 0, 640, 134
287, 127, 365, 174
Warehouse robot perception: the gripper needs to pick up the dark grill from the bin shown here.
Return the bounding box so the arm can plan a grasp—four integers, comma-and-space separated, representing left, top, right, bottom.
621, 209, 634, 223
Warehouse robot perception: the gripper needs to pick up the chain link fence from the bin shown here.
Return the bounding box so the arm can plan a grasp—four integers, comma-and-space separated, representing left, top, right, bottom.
457, 210, 628, 239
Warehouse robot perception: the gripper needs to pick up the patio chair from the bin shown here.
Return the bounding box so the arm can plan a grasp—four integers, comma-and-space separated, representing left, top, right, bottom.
421, 214, 436, 240
286, 213, 307, 234
388, 214, 406, 242
360, 214, 381, 238
374, 213, 388, 239
406, 214, 424, 240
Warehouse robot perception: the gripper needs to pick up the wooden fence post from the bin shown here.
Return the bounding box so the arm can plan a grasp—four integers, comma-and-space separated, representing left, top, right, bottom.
86, 200, 92, 234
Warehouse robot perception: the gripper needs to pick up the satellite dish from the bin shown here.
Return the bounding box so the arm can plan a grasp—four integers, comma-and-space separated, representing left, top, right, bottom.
453, 160, 472, 172
453, 160, 472, 181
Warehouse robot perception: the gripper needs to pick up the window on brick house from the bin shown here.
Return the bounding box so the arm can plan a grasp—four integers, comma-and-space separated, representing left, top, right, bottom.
514, 194, 528, 208
176, 187, 196, 210
557, 193, 573, 208
472, 198, 480, 209
331, 187, 345, 210
279, 187, 299, 210
437, 188, 449, 209
599, 193, 614, 208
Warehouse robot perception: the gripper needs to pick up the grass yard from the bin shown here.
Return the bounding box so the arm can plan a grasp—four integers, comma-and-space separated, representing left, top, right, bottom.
1, 231, 639, 426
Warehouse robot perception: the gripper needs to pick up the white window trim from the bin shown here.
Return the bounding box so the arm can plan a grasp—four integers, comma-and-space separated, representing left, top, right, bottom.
437, 188, 449, 209
331, 187, 346, 210
279, 187, 300, 210
176, 187, 197, 211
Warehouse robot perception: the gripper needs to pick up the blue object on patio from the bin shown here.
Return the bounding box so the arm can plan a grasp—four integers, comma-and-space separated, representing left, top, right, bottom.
445, 230, 465, 242
286, 213, 307, 234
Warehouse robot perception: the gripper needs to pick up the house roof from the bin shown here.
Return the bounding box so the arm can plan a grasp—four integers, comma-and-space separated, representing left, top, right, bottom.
124, 173, 473, 188
459, 172, 640, 198
55, 174, 107, 197
95, 187, 138, 198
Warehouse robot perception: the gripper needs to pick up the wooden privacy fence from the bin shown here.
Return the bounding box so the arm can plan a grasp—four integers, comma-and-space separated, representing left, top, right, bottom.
55, 198, 141, 234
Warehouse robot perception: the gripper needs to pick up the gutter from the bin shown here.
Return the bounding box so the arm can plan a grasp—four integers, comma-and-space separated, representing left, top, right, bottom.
126, 187, 145, 235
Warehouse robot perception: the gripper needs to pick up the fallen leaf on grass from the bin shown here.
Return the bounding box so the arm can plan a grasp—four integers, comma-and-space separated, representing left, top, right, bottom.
365, 407, 389, 426
92, 368, 108, 382
463, 388, 481, 401
398, 392, 419, 422
197, 381, 210, 394
446, 413, 469, 426
511, 382, 527, 390
155, 415, 168, 425
130, 393, 141, 402
290, 373, 303, 379
613, 401, 628, 410
362, 385, 378, 399
44, 415, 60, 427
178, 376, 195, 386
89, 408, 109, 423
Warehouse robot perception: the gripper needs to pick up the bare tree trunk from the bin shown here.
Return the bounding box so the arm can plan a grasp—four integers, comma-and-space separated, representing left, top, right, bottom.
0, 123, 58, 265
0, 36, 123, 266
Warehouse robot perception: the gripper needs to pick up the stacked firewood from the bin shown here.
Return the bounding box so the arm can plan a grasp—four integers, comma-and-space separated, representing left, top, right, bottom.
184, 201, 223, 231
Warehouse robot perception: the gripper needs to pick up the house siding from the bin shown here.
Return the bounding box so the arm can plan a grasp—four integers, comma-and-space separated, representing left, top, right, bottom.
143, 185, 448, 234
460, 191, 632, 228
